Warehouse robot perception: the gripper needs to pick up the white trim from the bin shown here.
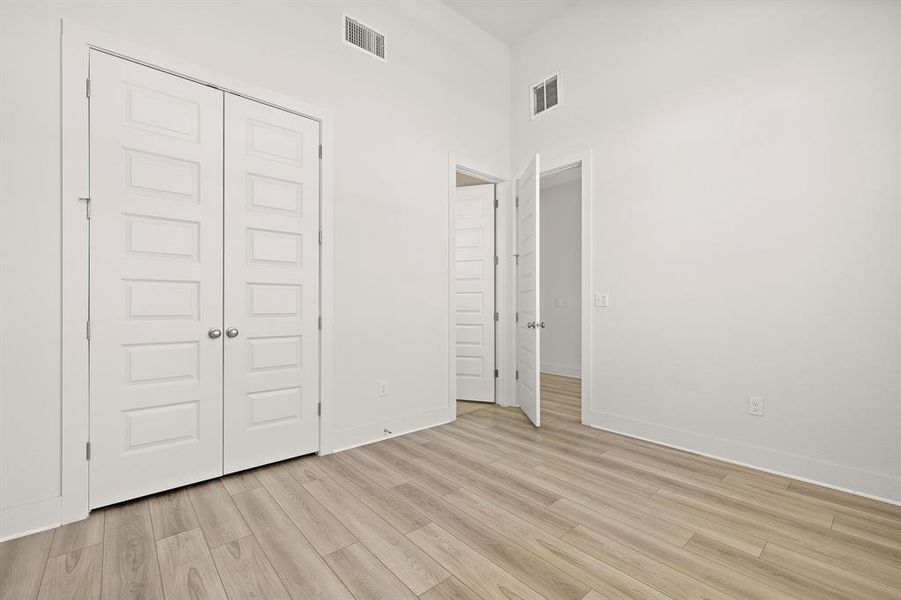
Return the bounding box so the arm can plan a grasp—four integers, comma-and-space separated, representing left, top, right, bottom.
537, 149, 594, 426
0, 497, 61, 542
59, 19, 336, 531
455, 165, 503, 185
319, 107, 336, 456
446, 155, 508, 424
60, 19, 91, 526
588, 410, 901, 506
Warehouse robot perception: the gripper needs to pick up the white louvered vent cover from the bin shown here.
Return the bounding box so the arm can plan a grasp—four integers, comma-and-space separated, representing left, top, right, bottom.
532, 75, 559, 117
344, 15, 386, 61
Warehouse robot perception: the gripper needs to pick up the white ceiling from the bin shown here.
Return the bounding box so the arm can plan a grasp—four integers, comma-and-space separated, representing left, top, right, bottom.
443, 0, 577, 46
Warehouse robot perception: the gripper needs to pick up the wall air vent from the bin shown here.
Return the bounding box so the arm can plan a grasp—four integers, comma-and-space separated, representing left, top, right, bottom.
344, 14, 386, 61
532, 74, 559, 117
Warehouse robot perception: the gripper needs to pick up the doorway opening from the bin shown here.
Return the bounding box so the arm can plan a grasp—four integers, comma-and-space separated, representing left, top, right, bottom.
453, 169, 498, 410
539, 164, 583, 422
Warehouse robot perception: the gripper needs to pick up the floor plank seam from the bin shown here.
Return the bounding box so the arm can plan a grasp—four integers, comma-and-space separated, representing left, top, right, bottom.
5, 374, 901, 600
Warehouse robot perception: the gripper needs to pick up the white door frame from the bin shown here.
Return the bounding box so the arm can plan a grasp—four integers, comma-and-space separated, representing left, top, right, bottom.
446, 156, 510, 423
60, 20, 335, 525
508, 149, 594, 425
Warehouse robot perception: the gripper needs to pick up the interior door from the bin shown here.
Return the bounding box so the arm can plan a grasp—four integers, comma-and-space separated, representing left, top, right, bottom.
223, 94, 321, 473
455, 184, 496, 402
89, 51, 224, 508
516, 155, 541, 426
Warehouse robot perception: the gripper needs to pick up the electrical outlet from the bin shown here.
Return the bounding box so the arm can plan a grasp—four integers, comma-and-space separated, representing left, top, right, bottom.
377, 380, 388, 397
595, 293, 609, 308
748, 395, 764, 417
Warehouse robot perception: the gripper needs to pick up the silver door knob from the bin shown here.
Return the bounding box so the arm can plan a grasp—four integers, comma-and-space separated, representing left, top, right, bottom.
225, 327, 239, 338
208, 328, 222, 339
527, 321, 536, 329
538, 321, 546, 329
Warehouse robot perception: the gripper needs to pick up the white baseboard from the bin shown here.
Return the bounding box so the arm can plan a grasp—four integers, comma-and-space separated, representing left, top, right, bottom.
0, 496, 61, 542
541, 364, 581, 377
587, 409, 901, 506
0, 407, 447, 542
328, 406, 448, 454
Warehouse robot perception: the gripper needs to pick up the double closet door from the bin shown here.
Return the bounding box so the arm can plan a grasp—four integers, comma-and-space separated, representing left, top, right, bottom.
88, 51, 320, 509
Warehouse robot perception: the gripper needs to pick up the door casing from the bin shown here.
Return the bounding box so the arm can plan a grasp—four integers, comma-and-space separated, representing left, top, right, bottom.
61, 19, 335, 525
514, 151, 594, 427
446, 157, 509, 423
536, 150, 594, 428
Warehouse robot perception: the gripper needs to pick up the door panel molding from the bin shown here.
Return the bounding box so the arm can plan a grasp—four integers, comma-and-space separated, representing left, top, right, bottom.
88, 51, 225, 508
60, 20, 334, 532
224, 94, 321, 473
454, 184, 496, 403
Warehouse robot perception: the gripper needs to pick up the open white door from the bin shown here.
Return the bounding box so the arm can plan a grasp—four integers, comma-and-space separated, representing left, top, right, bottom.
89, 51, 225, 507
454, 184, 496, 402
223, 94, 321, 473
516, 155, 541, 426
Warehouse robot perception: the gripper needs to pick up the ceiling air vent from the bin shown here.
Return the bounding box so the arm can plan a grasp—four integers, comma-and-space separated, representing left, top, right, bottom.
532, 74, 559, 117
344, 14, 386, 61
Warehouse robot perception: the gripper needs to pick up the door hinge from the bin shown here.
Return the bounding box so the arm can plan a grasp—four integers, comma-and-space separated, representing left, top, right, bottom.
515, 370, 519, 380
494, 256, 499, 267
86, 321, 91, 340
515, 312, 519, 322
494, 368, 499, 378
318, 316, 322, 330
494, 198, 499, 208
317, 402, 321, 416
318, 144, 323, 159
85, 78, 91, 98
318, 231, 323, 245
515, 254, 520, 265
85, 442, 91, 460
79, 197, 91, 219
515, 196, 519, 207
494, 312, 499, 322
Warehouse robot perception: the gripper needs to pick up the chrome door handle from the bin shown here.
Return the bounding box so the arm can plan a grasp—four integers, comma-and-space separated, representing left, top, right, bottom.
225, 327, 239, 338
208, 328, 222, 339
538, 322, 546, 329
527, 321, 536, 329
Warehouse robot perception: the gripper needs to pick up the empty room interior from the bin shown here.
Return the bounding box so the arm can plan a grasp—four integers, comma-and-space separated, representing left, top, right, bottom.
1, 0, 901, 598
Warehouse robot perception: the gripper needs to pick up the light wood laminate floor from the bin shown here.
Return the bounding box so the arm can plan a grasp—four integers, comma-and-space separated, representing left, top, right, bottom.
3, 373, 901, 599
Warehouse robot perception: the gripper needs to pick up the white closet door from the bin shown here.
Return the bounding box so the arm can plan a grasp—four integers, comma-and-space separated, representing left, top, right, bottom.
516, 155, 541, 426
89, 51, 224, 508
455, 184, 495, 402
223, 94, 321, 473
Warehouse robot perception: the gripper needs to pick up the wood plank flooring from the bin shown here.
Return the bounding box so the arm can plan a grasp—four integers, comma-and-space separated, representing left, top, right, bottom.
3, 373, 901, 599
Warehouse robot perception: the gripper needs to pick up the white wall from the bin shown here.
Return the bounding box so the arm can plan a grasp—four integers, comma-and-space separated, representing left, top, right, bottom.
540, 179, 581, 377
513, 0, 901, 502
0, 0, 510, 538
